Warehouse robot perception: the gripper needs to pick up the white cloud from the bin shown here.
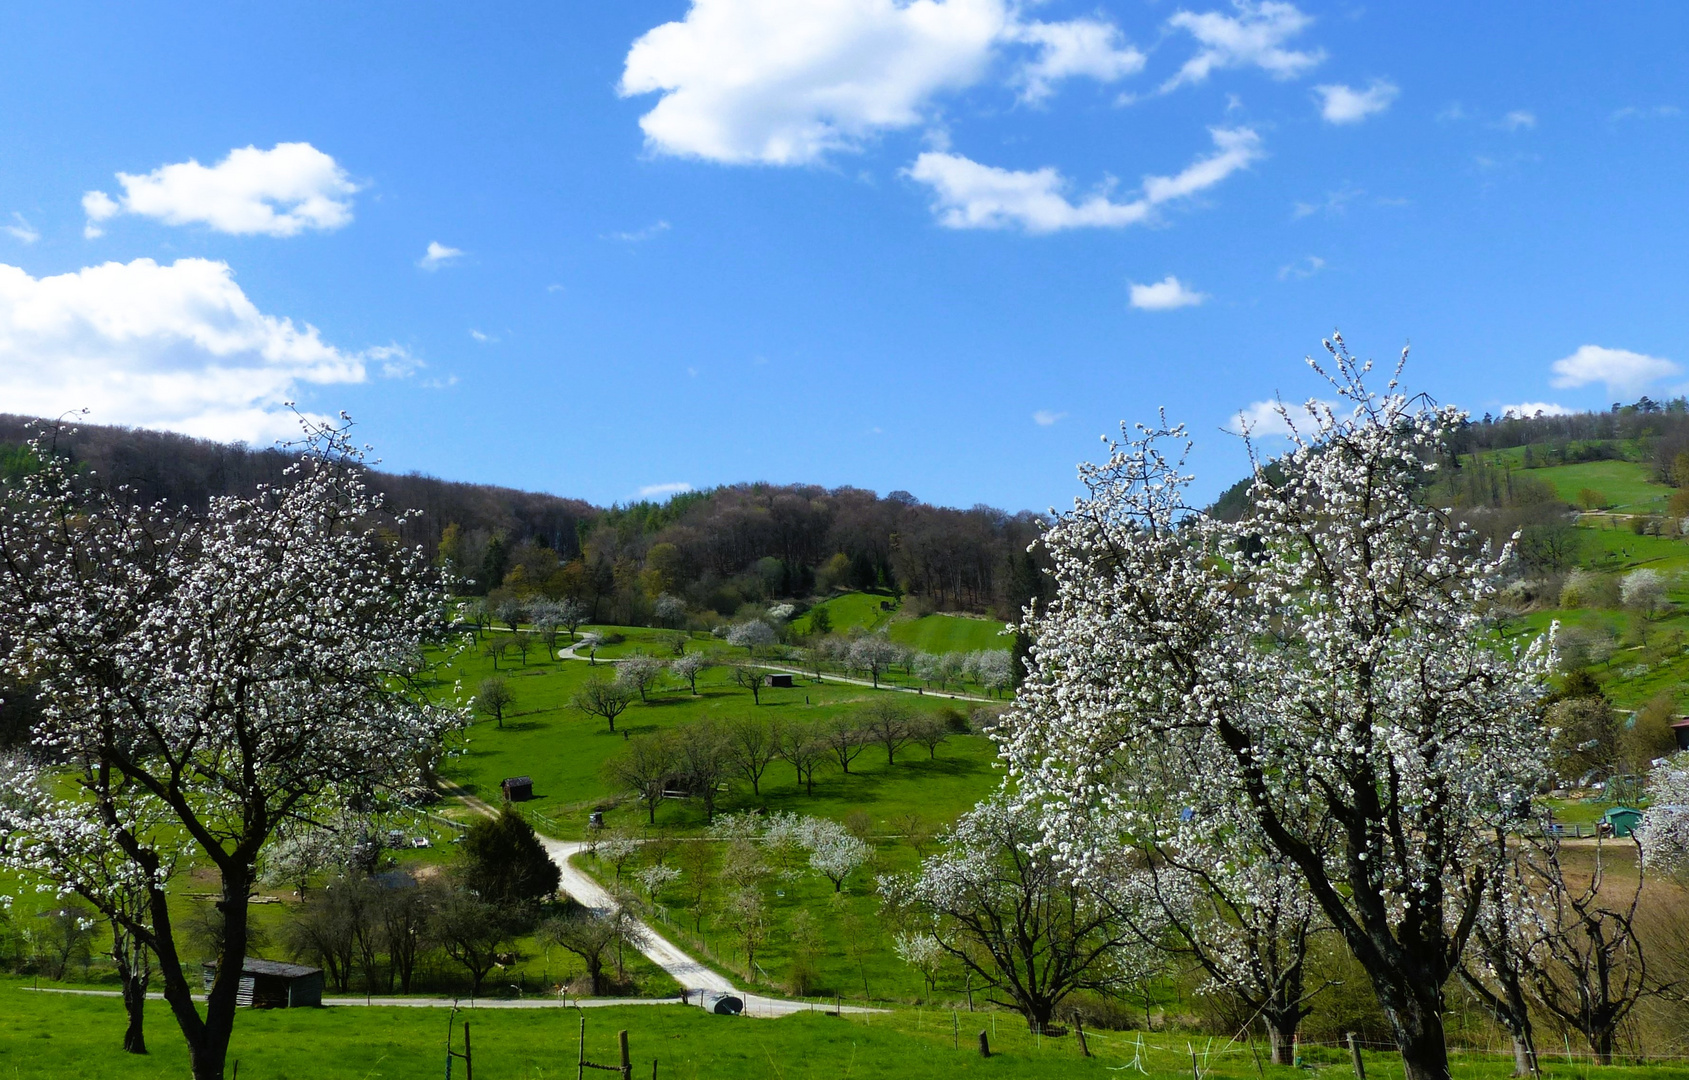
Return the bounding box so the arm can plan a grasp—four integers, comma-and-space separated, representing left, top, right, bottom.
82, 191, 118, 238
1227, 397, 1337, 437
418, 242, 463, 270
1013, 18, 1145, 104
608, 220, 671, 242
1032, 409, 1066, 426
1276, 254, 1324, 280
639, 482, 693, 499
0, 257, 389, 443
1292, 186, 1361, 218
1161, 1, 1323, 93
1611, 104, 1680, 121
619, 0, 1147, 165
1314, 79, 1398, 124
469, 329, 494, 343
3, 214, 39, 244
1550, 345, 1680, 398
1500, 109, 1536, 131
82, 143, 358, 238
1499, 402, 1572, 419
909, 126, 1262, 232
1128, 276, 1206, 310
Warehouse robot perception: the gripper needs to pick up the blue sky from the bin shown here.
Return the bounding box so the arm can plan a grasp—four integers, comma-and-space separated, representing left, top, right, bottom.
2, 2, 1686, 511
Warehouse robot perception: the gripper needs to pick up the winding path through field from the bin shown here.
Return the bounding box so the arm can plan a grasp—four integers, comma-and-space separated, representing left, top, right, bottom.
441, 781, 875, 1018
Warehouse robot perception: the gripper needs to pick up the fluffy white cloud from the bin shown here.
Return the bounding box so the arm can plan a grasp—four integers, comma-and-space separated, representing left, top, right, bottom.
418, 242, 463, 270
1162, 1, 1322, 92
82, 143, 358, 238
909, 126, 1261, 232
1013, 18, 1145, 104
1032, 409, 1066, 426
1499, 402, 1572, 419
1315, 79, 1398, 124
639, 482, 693, 499
0, 257, 396, 443
1501, 109, 1536, 130
1550, 345, 1680, 398
1128, 276, 1206, 310
1227, 397, 1337, 437
620, 0, 1147, 165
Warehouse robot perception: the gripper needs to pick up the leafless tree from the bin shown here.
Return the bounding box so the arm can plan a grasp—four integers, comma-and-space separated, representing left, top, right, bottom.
572, 676, 636, 733
823, 717, 868, 775
777, 720, 830, 795
603, 734, 678, 825
725, 715, 780, 795
861, 699, 913, 764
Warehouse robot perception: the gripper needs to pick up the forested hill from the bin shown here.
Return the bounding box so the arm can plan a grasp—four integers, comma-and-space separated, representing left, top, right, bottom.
0, 414, 1048, 624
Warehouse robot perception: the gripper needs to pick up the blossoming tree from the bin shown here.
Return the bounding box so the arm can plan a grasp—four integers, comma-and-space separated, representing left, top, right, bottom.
997, 340, 1550, 1080
0, 419, 462, 1080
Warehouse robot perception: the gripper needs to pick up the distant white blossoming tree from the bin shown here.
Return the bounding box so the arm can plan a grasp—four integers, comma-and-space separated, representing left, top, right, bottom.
1638, 754, 1689, 882
0, 418, 463, 1080
996, 339, 1551, 1080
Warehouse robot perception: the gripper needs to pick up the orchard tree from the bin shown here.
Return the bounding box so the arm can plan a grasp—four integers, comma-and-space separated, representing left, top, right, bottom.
0, 418, 462, 1080
1638, 755, 1689, 882
776, 720, 829, 794
616, 653, 666, 703
997, 340, 1551, 1080
476, 677, 515, 729
881, 795, 1156, 1032
848, 636, 900, 687
572, 675, 636, 732
603, 734, 677, 825
726, 620, 776, 654
670, 652, 708, 695
557, 598, 589, 642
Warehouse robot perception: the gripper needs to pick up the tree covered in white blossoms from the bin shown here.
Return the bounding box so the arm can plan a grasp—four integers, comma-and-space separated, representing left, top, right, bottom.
880, 793, 1160, 1032
1123, 769, 1331, 1065
996, 340, 1551, 1080
0, 418, 463, 1080
1638, 754, 1689, 883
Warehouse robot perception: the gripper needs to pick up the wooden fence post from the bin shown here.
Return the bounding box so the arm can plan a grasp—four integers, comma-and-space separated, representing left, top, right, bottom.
979, 1031, 991, 1058
1348, 1032, 1366, 1080
1076, 1020, 1092, 1058
619, 1030, 631, 1080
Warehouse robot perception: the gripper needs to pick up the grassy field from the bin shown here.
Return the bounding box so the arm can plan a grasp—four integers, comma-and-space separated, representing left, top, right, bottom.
887, 614, 1011, 654
8, 980, 1679, 1080
1480, 456, 1674, 513
436, 643, 999, 839
790, 591, 897, 636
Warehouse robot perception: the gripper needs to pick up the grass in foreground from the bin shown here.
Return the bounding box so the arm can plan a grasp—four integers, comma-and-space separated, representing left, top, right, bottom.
9, 981, 1684, 1080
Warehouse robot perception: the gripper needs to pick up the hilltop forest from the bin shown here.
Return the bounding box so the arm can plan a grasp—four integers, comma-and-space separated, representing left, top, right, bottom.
0, 413, 1049, 630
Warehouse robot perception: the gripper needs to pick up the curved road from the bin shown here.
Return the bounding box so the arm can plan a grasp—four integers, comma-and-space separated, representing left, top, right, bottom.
443, 782, 873, 1018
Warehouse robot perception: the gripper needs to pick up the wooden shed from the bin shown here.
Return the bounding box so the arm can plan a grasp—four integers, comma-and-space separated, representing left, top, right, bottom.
201, 958, 324, 1008
766, 673, 794, 689
1672, 718, 1689, 752
1602, 807, 1643, 839
502, 775, 533, 802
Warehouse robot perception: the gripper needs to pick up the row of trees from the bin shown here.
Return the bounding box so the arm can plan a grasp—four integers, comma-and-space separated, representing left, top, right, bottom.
603, 704, 960, 823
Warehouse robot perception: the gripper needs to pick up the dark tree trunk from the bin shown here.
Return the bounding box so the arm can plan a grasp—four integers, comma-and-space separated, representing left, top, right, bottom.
1384, 1000, 1452, 1080
1265, 1018, 1296, 1066
120, 966, 149, 1054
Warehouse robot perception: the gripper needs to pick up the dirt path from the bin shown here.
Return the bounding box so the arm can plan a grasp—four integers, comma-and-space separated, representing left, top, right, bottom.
438, 782, 876, 1017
